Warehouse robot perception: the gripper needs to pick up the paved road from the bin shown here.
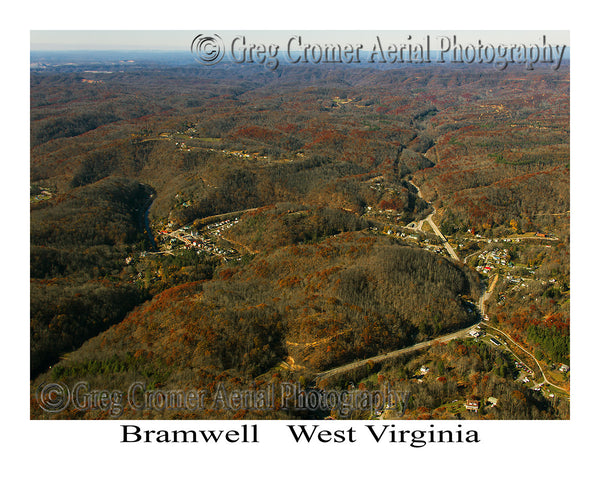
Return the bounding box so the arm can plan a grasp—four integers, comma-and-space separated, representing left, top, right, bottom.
314, 272, 495, 382
408, 180, 460, 261
481, 321, 569, 393
192, 207, 260, 226
319, 179, 569, 395
478, 273, 497, 316
314, 321, 481, 381
425, 215, 461, 261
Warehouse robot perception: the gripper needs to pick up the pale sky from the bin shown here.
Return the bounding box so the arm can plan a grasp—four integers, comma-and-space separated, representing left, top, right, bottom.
30, 30, 570, 51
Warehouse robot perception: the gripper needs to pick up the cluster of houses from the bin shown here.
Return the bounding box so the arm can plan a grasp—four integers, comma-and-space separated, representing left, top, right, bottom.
224, 150, 253, 158
504, 274, 530, 287
465, 397, 499, 413
474, 247, 511, 274
402, 362, 505, 415
175, 141, 191, 152
469, 328, 485, 339
31, 191, 53, 202
558, 364, 570, 373
205, 218, 239, 235
368, 222, 447, 256
159, 218, 241, 259
514, 360, 533, 376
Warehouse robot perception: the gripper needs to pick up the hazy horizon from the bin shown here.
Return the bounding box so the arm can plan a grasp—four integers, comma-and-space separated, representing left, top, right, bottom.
31, 30, 570, 51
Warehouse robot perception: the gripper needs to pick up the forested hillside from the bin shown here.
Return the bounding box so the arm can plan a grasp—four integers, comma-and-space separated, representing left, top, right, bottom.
30, 59, 569, 419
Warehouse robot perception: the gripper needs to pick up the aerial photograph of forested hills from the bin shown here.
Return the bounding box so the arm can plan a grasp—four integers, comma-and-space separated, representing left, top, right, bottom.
30, 42, 569, 420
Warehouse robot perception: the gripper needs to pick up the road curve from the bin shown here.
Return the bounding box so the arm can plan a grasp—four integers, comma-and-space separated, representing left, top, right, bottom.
314, 321, 480, 381
312, 181, 482, 382
408, 180, 460, 262
481, 322, 568, 393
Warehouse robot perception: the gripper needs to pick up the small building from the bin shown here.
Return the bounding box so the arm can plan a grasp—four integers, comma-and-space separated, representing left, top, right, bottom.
465, 399, 480, 412
558, 364, 570, 373
487, 397, 498, 407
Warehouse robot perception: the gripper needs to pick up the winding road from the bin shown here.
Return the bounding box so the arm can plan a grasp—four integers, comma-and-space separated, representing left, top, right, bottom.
480, 321, 569, 393
408, 180, 460, 261
315, 276, 492, 381
314, 321, 482, 381
313, 235, 495, 382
